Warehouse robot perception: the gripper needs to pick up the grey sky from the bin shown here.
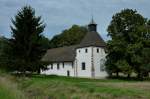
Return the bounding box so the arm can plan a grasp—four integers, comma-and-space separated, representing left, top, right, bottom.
0, 0, 150, 40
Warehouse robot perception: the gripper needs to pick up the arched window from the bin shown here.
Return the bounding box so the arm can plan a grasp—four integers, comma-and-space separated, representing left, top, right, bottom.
51, 63, 53, 69
79, 50, 80, 53
97, 48, 99, 53
82, 62, 86, 70
85, 49, 88, 53
62, 62, 64, 68
100, 58, 106, 71
57, 63, 59, 70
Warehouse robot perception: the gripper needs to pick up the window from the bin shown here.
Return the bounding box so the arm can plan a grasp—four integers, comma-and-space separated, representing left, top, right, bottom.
82, 62, 86, 70
97, 48, 99, 53
62, 62, 64, 68
85, 49, 88, 53
72, 62, 74, 68
51, 64, 53, 69
100, 59, 106, 71
57, 63, 59, 70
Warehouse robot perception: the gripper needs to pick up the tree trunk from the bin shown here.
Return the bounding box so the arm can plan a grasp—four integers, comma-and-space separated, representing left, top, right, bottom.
127, 74, 130, 78
38, 69, 41, 74
137, 72, 143, 81
116, 72, 119, 77
22, 70, 26, 77
109, 73, 112, 77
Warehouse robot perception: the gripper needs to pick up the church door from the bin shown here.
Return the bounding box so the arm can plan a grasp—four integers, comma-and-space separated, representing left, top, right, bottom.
67, 70, 70, 77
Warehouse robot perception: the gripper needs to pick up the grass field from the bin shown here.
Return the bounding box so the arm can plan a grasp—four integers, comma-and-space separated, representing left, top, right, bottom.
0, 74, 25, 99
0, 74, 150, 99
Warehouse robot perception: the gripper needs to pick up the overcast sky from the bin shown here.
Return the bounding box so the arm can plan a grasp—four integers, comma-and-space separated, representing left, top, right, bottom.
0, 0, 150, 40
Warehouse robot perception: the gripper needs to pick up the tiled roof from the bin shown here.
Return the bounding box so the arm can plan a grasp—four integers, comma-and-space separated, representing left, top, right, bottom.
78, 31, 106, 48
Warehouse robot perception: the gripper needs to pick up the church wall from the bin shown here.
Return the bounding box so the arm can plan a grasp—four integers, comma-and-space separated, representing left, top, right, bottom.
75, 46, 108, 78
93, 47, 108, 78
75, 47, 92, 77
41, 47, 108, 78
41, 62, 75, 77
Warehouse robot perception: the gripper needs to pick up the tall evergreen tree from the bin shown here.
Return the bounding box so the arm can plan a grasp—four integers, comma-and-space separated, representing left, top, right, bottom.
10, 6, 46, 74
106, 9, 147, 78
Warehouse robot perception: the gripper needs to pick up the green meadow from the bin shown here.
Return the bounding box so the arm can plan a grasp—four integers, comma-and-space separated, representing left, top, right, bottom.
0, 73, 150, 99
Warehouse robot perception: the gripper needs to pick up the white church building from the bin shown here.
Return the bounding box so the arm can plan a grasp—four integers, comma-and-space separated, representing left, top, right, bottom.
41, 19, 108, 78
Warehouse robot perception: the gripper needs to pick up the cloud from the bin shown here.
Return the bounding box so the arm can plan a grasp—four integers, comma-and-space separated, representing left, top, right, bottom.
0, 0, 150, 41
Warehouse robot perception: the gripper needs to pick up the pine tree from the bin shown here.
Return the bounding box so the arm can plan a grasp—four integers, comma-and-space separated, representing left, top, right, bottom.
10, 6, 46, 74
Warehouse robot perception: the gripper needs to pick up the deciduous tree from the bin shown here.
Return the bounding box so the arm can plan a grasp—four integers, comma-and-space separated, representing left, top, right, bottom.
106, 9, 147, 78
49, 25, 87, 48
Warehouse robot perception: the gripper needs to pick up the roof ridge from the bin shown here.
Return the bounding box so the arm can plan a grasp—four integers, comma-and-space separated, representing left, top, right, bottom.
48, 44, 79, 50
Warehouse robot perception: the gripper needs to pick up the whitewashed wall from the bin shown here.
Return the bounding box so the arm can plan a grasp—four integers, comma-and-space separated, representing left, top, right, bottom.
41, 46, 108, 78
75, 47, 92, 77
41, 62, 75, 77
93, 47, 108, 78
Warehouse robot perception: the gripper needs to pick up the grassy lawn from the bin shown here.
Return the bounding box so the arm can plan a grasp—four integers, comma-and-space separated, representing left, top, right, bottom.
0, 74, 150, 99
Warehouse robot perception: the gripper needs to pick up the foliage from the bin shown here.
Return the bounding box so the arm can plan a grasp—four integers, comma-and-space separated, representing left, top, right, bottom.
49, 25, 87, 48
106, 9, 149, 78
0, 37, 12, 70
10, 6, 46, 73
39, 36, 51, 50
116, 60, 132, 75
